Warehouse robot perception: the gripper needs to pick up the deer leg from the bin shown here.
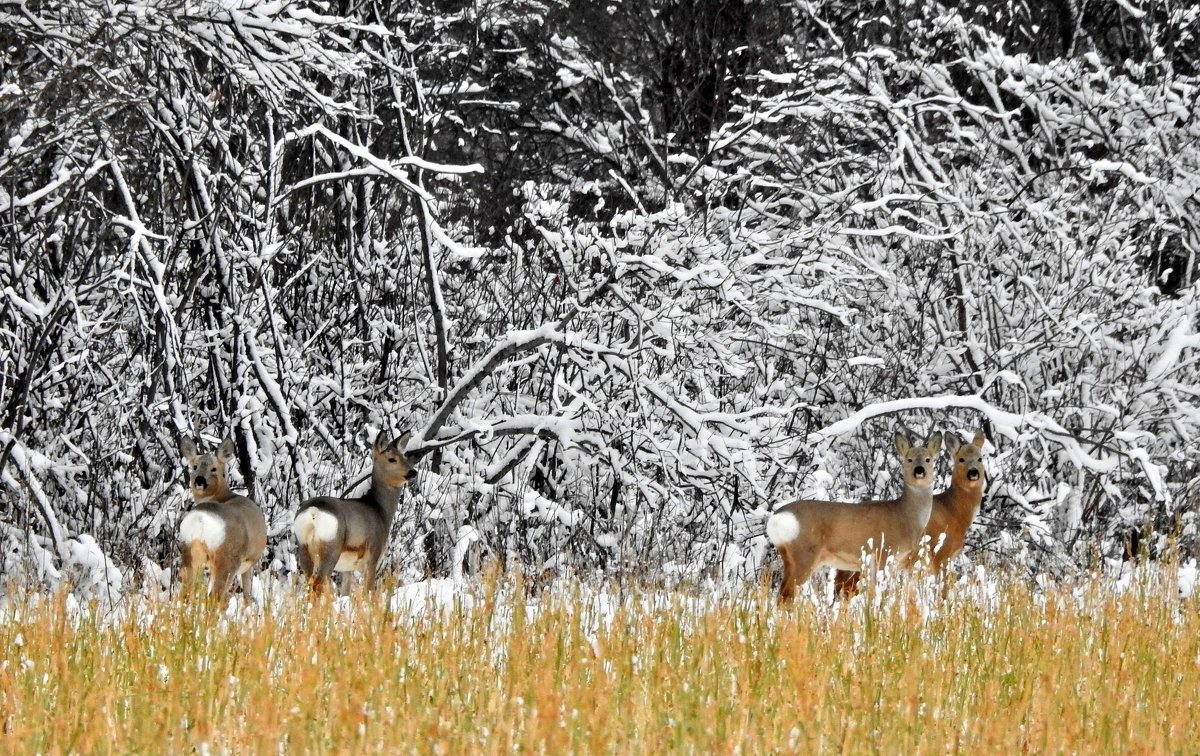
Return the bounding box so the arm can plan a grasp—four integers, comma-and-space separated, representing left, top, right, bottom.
297, 542, 315, 587
930, 556, 952, 601
180, 541, 210, 599
777, 541, 819, 605
364, 537, 386, 593
240, 566, 256, 605
210, 553, 238, 607
179, 544, 195, 598
833, 570, 862, 601
311, 538, 341, 595
777, 545, 796, 604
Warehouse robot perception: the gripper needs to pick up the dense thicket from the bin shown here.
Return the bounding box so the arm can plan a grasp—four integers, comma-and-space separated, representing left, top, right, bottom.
2, 0, 1198, 590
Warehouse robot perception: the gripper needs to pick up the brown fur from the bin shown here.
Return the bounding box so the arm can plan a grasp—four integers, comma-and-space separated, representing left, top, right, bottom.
770, 429, 943, 604
177, 436, 268, 604
834, 429, 987, 598
294, 432, 416, 595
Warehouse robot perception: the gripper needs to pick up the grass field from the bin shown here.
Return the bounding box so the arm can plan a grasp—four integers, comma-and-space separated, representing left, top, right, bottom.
0, 569, 1197, 753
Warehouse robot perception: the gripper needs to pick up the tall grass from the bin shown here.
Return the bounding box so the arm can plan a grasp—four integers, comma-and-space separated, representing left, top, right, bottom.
1, 571, 1196, 752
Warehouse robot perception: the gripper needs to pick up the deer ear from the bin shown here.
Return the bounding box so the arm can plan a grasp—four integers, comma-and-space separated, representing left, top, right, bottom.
973, 430, 987, 448
925, 432, 943, 455
895, 431, 912, 456
394, 431, 412, 453
217, 437, 236, 462
180, 438, 199, 463
944, 431, 963, 456
373, 432, 392, 454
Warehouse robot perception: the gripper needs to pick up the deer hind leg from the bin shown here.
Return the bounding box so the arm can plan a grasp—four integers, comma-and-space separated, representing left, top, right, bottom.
178, 544, 194, 596
310, 539, 342, 595
179, 541, 208, 599
297, 542, 315, 585
777, 541, 819, 605
209, 552, 239, 607
928, 553, 953, 600
296, 536, 330, 595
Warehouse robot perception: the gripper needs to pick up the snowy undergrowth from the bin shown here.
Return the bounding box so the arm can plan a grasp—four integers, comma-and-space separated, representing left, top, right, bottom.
3, 549, 1195, 635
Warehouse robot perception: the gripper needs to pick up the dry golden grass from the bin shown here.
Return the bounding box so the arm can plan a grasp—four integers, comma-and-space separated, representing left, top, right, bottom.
0, 570, 1197, 753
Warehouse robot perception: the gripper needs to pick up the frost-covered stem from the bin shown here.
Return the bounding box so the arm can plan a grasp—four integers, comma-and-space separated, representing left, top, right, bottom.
107, 156, 189, 437
0, 302, 72, 479
418, 205, 448, 392
416, 329, 565, 453
392, 63, 449, 400
411, 263, 621, 457
485, 434, 539, 485
0, 433, 68, 561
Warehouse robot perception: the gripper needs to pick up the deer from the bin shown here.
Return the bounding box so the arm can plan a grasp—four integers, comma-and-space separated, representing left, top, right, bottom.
766, 428, 943, 604
177, 437, 268, 603
292, 431, 416, 595
831, 429, 988, 599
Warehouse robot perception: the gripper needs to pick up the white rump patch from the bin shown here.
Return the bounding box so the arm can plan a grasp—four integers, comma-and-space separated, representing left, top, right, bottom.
765, 511, 800, 546
179, 511, 226, 550
292, 507, 338, 546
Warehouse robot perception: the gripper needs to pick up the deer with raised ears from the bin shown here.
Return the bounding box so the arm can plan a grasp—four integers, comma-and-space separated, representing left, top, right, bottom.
832, 429, 988, 598
766, 428, 943, 604
914, 429, 988, 571
177, 437, 268, 603
292, 431, 416, 594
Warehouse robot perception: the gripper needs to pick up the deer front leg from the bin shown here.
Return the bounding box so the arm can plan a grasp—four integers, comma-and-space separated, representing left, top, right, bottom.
363, 537, 387, 593
833, 570, 862, 601
240, 567, 256, 605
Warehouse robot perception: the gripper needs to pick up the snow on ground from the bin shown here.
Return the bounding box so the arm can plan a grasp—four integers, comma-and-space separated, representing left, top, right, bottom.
2, 529, 1198, 629
390, 578, 475, 616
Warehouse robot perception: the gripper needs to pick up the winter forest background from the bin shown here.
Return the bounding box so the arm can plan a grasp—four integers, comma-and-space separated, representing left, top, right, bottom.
2, 0, 1199, 594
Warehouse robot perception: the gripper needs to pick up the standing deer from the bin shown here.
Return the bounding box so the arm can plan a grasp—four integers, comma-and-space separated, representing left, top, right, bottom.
292, 432, 416, 594
832, 429, 988, 598
178, 437, 268, 603
766, 428, 943, 604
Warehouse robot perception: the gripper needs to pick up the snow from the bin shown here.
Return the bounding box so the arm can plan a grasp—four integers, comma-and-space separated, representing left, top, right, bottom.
1146, 318, 1200, 383
810, 395, 1026, 442
65, 535, 124, 600
388, 579, 475, 616
451, 526, 481, 582
1178, 562, 1198, 599
4, 0, 1200, 603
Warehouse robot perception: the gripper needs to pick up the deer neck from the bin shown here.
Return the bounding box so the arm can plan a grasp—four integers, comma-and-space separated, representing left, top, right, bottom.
365, 471, 405, 522
938, 473, 985, 521
898, 481, 935, 525
193, 481, 234, 504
